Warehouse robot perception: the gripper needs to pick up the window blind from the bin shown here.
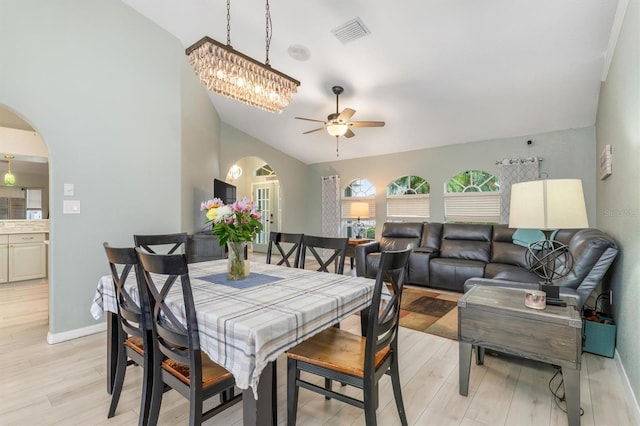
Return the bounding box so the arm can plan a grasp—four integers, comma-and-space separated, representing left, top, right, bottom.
386, 194, 430, 220
444, 192, 500, 223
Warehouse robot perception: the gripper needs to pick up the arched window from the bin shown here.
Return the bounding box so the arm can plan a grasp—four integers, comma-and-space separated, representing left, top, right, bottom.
386, 175, 430, 221
444, 170, 500, 223
255, 163, 275, 177
342, 179, 376, 239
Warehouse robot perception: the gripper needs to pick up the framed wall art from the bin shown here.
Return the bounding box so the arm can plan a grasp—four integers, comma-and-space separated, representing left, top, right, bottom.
600, 144, 612, 180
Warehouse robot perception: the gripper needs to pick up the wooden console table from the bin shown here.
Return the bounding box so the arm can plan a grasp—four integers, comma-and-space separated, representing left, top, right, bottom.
346, 238, 373, 269
458, 285, 582, 426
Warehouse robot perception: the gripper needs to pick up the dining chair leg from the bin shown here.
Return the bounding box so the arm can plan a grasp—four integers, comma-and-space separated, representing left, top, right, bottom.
139, 348, 153, 426
146, 359, 163, 426
287, 358, 299, 426
390, 356, 408, 426
107, 343, 127, 418
363, 377, 378, 426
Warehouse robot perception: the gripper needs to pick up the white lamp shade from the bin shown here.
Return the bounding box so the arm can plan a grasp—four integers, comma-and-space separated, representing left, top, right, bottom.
509, 179, 588, 230
350, 201, 370, 219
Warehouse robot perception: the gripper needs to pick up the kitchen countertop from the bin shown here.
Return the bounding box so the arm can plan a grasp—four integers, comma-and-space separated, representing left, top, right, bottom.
0, 230, 49, 235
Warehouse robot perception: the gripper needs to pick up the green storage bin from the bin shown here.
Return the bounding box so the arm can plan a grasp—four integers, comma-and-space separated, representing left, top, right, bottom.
582, 317, 616, 358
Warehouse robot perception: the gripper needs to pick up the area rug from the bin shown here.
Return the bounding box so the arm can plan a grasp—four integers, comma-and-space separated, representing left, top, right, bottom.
399, 286, 460, 340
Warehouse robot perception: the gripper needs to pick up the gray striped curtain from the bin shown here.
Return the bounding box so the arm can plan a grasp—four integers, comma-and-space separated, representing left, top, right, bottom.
321, 175, 341, 237
498, 158, 540, 224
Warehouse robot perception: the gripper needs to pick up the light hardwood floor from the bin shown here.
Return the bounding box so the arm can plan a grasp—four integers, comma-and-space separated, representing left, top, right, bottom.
0, 275, 637, 425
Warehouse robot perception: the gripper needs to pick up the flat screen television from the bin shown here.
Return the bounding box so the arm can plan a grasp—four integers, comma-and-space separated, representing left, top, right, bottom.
214, 179, 237, 205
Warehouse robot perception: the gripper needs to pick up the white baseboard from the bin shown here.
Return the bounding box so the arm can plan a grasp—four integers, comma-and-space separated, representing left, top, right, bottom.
47, 322, 107, 344
615, 348, 640, 424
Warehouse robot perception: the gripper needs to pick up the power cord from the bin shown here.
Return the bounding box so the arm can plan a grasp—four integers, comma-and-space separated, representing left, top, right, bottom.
548, 367, 584, 416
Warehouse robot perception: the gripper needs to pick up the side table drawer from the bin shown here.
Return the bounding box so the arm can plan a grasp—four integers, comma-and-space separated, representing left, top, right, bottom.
459, 307, 581, 365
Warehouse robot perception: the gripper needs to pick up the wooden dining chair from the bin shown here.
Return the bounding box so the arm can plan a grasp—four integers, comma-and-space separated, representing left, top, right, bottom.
136, 249, 242, 426
299, 235, 348, 274
287, 249, 412, 426
266, 232, 303, 267
103, 243, 153, 426
134, 232, 188, 256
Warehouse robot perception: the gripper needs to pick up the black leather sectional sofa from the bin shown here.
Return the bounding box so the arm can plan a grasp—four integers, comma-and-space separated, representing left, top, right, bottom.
355, 222, 618, 309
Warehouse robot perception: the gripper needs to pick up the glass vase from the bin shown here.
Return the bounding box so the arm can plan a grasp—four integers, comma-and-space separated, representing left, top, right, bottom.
226, 241, 250, 280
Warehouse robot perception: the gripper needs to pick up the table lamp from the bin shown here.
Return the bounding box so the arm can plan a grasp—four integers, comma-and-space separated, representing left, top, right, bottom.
509, 179, 588, 299
350, 202, 370, 239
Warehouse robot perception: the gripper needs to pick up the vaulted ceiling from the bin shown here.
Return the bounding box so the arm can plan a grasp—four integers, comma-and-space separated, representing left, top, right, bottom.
123, 0, 622, 164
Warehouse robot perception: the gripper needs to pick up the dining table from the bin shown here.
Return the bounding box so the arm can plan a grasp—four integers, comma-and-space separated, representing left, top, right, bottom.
90, 259, 376, 426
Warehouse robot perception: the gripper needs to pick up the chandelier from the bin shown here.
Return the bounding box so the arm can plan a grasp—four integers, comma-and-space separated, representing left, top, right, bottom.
186, 0, 300, 113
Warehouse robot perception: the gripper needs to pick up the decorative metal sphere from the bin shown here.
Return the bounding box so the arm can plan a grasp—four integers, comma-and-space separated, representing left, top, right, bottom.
526, 239, 574, 284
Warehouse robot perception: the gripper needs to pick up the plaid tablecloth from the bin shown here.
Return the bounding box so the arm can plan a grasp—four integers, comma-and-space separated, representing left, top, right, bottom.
91, 259, 375, 397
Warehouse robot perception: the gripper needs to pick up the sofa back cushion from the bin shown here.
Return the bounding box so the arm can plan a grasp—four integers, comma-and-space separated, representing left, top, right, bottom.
491, 225, 528, 267
439, 224, 492, 262
419, 222, 443, 250
379, 222, 423, 251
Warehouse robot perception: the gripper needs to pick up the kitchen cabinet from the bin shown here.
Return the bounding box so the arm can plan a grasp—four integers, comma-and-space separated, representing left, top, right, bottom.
6, 233, 47, 282
0, 236, 8, 283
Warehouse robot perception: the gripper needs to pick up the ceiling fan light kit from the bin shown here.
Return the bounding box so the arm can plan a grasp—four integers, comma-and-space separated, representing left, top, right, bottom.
186, 0, 300, 113
295, 85, 385, 157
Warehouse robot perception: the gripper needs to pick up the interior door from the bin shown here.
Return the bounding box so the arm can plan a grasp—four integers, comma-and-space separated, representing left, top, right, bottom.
252, 182, 279, 253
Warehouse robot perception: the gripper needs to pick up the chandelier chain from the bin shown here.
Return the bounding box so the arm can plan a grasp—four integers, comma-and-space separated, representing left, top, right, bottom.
265, 0, 272, 65
226, 0, 231, 45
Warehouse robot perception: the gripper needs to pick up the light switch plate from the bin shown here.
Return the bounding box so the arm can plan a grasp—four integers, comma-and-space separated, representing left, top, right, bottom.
63, 183, 74, 196
63, 200, 80, 214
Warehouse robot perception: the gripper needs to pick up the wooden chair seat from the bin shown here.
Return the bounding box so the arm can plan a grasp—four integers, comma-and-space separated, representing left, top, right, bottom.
287, 249, 412, 426
124, 336, 144, 356
162, 352, 234, 388
287, 327, 391, 378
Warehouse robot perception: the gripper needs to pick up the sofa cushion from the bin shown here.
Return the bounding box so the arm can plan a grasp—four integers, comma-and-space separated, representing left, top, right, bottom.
379, 222, 422, 252
485, 263, 539, 281
429, 258, 485, 291
439, 224, 492, 262
419, 222, 443, 251
491, 242, 528, 268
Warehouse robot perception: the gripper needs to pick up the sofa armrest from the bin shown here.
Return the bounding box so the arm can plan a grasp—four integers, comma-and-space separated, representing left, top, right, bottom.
355, 241, 380, 277
407, 249, 439, 286
463, 278, 580, 308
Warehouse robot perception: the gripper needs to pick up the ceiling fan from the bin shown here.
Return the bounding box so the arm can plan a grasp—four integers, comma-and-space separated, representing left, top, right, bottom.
295, 86, 385, 156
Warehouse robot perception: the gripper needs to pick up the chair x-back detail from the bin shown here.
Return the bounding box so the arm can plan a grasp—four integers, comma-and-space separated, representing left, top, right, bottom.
136, 249, 241, 426
287, 249, 412, 426
103, 243, 153, 425
134, 232, 188, 256
300, 235, 348, 274
266, 232, 304, 268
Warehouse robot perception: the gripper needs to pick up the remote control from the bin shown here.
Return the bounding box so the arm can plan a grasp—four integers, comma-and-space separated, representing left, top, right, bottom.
546, 298, 567, 307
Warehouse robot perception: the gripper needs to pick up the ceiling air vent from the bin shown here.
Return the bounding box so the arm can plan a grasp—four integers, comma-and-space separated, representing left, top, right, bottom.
331, 17, 371, 44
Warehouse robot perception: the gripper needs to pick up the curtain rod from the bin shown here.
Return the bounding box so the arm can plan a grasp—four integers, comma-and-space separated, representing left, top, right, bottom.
495, 157, 543, 165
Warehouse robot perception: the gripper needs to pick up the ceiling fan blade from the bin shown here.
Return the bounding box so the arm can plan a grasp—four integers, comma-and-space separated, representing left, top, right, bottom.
295, 117, 326, 123
344, 128, 356, 138
349, 120, 385, 128
303, 127, 326, 135
337, 108, 356, 122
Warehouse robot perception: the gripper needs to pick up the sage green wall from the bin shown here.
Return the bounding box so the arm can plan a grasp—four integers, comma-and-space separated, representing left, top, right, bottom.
220, 124, 310, 234
0, 0, 219, 335
595, 0, 640, 407
307, 127, 597, 237
180, 60, 222, 233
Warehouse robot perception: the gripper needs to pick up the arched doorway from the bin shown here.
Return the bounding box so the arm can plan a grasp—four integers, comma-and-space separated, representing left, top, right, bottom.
224, 157, 280, 253
0, 105, 51, 325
